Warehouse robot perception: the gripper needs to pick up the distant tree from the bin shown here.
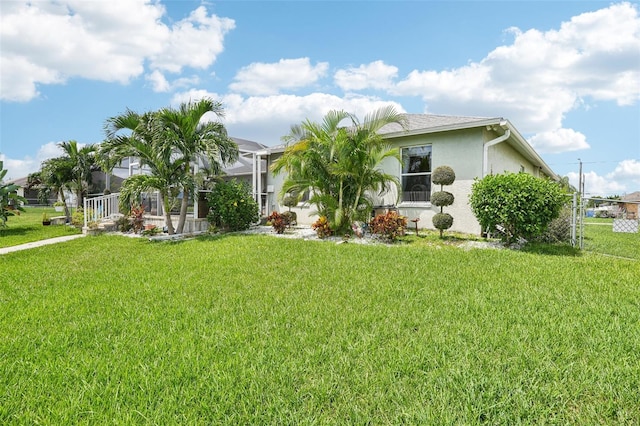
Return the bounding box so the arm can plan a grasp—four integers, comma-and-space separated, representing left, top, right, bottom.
28, 156, 74, 221
470, 172, 565, 244
1, 161, 27, 227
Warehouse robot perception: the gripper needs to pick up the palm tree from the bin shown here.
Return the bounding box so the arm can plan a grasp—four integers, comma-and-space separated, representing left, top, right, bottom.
28, 156, 75, 221
272, 106, 406, 233
57, 140, 97, 209
157, 98, 238, 234
102, 110, 185, 235
1, 160, 27, 227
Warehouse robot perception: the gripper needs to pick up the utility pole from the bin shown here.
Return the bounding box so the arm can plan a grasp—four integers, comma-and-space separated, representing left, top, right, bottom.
578, 158, 583, 197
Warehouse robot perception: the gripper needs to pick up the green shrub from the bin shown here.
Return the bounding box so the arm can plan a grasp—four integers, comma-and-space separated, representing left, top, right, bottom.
535, 205, 572, 244
71, 208, 84, 228
369, 211, 407, 242
206, 180, 259, 231
470, 172, 565, 244
115, 215, 133, 232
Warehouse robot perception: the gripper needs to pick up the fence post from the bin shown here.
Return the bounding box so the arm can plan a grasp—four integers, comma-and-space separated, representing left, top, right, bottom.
571, 192, 577, 247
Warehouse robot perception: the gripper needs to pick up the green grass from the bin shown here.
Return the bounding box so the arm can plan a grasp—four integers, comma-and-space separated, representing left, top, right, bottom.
1, 234, 639, 424
0, 207, 81, 248
583, 219, 639, 260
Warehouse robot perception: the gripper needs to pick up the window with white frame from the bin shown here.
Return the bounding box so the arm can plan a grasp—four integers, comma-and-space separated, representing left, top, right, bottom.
401, 145, 432, 202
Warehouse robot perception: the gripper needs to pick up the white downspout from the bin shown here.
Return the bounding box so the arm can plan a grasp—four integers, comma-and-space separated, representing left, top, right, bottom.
483, 122, 510, 176
257, 153, 262, 215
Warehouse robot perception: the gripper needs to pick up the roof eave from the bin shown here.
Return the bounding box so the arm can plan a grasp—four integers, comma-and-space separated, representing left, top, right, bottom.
380, 118, 504, 139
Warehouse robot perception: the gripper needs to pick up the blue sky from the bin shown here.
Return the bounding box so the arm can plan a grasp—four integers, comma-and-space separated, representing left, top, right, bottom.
1, 0, 639, 196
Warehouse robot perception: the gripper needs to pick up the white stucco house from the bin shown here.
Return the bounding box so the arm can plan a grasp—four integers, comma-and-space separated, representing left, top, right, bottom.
252, 114, 558, 236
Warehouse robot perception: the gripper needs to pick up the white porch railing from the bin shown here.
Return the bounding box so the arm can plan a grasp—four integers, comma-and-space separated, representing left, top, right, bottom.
84, 192, 120, 227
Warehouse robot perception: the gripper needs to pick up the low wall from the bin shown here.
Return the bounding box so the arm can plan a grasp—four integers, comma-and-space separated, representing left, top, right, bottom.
143, 215, 210, 233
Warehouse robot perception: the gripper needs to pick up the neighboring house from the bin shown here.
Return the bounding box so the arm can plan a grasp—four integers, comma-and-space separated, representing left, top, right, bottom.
7, 176, 56, 206
619, 191, 640, 219
255, 114, 559, 236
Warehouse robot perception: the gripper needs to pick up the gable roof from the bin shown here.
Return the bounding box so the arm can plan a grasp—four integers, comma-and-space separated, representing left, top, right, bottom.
621, 191, 640, 202
378, 114, 501, 136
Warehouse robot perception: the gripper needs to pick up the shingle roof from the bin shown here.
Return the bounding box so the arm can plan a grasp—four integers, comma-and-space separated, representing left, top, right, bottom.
378, 114, 501, 135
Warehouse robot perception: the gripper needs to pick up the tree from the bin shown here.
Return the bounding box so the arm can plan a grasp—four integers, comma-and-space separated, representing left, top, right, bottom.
1, 161, 27, 227
272, 106, 405, 234
102, 110, 186, 235
157, 98, 238, 234
431, 165, 456, 238
58, 140, 97, 209
28, 156, 74, 221
469, 172, 565, 244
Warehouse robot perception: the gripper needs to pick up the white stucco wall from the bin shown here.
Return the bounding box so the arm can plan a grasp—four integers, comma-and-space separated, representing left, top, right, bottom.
263, 125, 550, 236
486, 136, 540, 177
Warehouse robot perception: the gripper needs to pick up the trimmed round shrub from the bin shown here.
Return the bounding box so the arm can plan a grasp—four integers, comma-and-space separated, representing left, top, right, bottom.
432, 212, 453, 231
432, 166, 456, 186
431, 190, 454, 207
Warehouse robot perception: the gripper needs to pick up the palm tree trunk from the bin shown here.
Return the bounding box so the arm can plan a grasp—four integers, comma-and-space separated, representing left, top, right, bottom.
175, 188, 189, 234
159, 191, 175, 235
60, 188, 71, 222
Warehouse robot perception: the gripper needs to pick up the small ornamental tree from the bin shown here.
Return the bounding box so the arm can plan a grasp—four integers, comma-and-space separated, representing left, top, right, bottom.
206, 179, 259, 231
469, 172, 565, 244
431, 165, 455, 238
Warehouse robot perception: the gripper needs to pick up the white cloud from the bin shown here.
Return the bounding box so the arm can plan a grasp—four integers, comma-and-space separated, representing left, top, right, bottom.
172, 90, 405, 145
390, 2, 640, 140
0, 142, 65, 181
334, 60, 398, 91
146, 70, 171, 93
145, 70, 200, 93
229, 58, 329, 95
610, 159, 640, 183
566, 158, 640, 196
0, 1, 234, 102
528, 128, 590, 154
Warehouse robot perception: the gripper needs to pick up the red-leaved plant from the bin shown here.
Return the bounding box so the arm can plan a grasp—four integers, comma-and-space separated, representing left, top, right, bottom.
369, 211, 407, 242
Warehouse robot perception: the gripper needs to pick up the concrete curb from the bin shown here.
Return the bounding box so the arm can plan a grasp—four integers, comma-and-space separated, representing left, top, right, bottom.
0, 234, 86, 255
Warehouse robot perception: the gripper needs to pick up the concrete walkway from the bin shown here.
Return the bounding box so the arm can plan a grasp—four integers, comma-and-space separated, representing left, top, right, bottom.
0, 234, 86, 255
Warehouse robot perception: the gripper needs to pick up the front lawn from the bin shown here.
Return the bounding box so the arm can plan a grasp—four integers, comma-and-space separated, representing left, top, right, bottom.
0, 207, 81, 248
1, 235, 638, 424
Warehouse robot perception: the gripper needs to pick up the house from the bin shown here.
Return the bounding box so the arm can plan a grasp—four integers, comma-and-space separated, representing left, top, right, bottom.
619, 191, 640, 219
255, 114, 559, 236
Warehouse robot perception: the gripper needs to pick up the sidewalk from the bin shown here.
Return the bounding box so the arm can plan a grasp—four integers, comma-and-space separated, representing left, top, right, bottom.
0, 234, 86, 255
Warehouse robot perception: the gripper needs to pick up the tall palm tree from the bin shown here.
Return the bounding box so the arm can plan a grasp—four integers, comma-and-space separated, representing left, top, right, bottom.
272, 106, 406, 233
157, 98, 238, 234
58, 140, 97, 209
102, 110, 186, 235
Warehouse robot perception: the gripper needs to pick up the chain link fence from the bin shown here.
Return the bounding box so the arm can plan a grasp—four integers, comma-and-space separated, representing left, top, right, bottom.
578, 197, 639, 260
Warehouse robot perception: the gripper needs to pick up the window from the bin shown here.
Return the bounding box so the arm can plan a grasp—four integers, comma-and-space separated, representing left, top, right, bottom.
401, 145, 431, 202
